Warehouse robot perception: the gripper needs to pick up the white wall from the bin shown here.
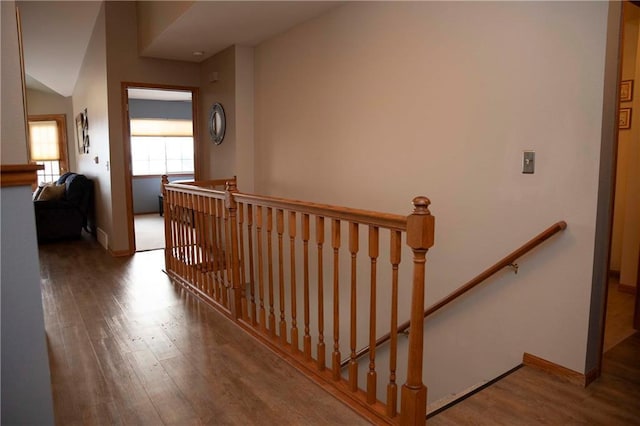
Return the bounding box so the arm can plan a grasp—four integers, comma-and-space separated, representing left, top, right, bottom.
1, 0, 29, 162
200, 46, 237, 180
0, 1, 55, 423
104, 0, 200, 253
73, 3, 111, 249
254, 1, 611, 402
198, 45, 254, 190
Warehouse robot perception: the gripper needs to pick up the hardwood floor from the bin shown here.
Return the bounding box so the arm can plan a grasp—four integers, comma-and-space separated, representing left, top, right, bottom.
39, 236, 640, 425
429, 332, 640, 425
39, 236, 368, 425
604, 276, 636, 352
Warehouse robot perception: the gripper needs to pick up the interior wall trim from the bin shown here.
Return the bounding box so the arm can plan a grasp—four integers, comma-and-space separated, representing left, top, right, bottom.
523, 352, 589, 387
0, 164, 43, 187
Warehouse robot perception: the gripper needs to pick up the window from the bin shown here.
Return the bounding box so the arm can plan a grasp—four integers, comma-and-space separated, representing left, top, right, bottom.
130, 119, 194, 176
28, 115, 68, 183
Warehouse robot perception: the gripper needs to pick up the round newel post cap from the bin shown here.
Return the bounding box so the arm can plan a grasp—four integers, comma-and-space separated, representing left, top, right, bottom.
412, 196, 431, 215
225, 180, 237, 192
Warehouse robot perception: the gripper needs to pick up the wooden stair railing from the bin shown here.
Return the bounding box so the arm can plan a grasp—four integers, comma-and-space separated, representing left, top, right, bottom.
162, 177, 435, 425
342, 220, 567, 368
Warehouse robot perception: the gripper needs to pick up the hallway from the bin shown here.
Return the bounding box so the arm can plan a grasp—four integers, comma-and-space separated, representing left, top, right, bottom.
39, 236, 640, 425
39, 237, 367, 425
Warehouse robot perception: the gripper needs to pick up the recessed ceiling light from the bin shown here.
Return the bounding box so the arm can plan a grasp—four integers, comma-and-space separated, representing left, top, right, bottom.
192, 51, 204, 57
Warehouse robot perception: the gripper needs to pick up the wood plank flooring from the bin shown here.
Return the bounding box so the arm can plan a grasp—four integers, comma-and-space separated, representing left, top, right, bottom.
39, 236, 368, 425
429, 332, 640, 425
39, 236, 640, 425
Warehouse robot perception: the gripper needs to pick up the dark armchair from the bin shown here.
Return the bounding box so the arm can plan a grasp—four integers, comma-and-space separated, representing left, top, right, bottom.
34, 172, 94, 241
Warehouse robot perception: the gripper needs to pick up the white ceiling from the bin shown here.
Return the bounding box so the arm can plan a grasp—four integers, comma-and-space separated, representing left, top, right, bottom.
140, 1, 340, 63
18, 1, 102, 97
17, 1, 341, 98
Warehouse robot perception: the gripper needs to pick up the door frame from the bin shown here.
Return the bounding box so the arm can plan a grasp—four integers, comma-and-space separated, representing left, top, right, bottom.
121, 82, 201, 255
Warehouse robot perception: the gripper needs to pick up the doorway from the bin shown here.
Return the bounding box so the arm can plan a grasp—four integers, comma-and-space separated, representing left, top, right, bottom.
122, 83, 200, 253
606, 1, 640, 351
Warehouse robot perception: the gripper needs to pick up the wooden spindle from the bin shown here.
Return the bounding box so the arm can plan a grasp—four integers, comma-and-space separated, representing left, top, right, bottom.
367, 225, 379, 404
331, 219, 341, 381
387, 229, 401, 418
177, 193, 186, 278
204, 198, 213, 297
162, 175, 170, 270
256, 206, 267, 332
289, 211, 299, 353
238, 202, 248, 320
302, 214, 311, 360
225, 181, 242, 319
210, 198, 220, 301
247, 204, 257, 326
267, 207, 276, 336
169, 190, 178, 272
400, 197, 434, 426
219, 199, 229, 306
348, 222, 359, 392
224, 198, 233, 305
316, 216, 326, 371
196, 195, 204, 293
277, 209, 287, 344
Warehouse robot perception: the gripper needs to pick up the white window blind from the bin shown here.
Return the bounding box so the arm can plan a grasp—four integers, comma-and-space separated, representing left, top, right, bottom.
29, 120, 59, 161
129, 119, 194, 176
130, 119, 193, 137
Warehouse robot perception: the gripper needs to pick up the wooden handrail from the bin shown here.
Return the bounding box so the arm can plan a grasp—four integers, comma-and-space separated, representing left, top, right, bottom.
343, 220, 567, 367
163, 178, 432, 424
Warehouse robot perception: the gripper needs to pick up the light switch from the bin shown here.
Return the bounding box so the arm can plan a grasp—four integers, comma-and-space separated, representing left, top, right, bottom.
523, 151, 535, 174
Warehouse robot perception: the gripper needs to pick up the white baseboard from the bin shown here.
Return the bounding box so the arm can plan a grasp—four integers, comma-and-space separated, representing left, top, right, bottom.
97, 227, 108, 250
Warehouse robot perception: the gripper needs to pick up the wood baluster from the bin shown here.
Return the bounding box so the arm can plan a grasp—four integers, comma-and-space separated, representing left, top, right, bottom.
187, 194, 195, 288
226, 181, 242, 319
348, 222, 359, 392
266, 207, 276, 336
247, 204, 257, 326
210, 197, 220, 302
195, 195, 203, 292
289, 211, 299, 353
302, 214, 311, 360
316, 216, 326, 371
203, 197, 212, 297
238, 203, 248, 320
367, 226, 379, 404
331, 219, 341, 381
387, 229, 401, 418
217, 198, 225, 303
177, 192, 186, 278
256, 206, 267, 332
171, 191, 179, 273
220, 199, 230, 307
208, 198, 218, 300
178, 192, 186, 276
162, 175, 173, 271
400, 197, 434, 426
277, 209, 287, 344
224, 198, 233, 309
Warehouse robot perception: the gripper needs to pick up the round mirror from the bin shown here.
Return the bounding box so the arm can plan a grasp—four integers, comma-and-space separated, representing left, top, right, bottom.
209, 103, 226, 145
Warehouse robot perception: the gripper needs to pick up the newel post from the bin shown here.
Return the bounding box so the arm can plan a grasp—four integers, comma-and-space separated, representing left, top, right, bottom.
225, 179, 243, 320
162, 175, 171, 271
401, 196, 434, 425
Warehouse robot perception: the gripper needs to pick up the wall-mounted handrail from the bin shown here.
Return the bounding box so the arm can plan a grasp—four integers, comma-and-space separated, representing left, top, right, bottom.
343, 220, 567, 367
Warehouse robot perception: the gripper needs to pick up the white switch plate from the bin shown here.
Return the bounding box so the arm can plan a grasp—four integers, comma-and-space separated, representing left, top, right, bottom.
523, 151, 535, 174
